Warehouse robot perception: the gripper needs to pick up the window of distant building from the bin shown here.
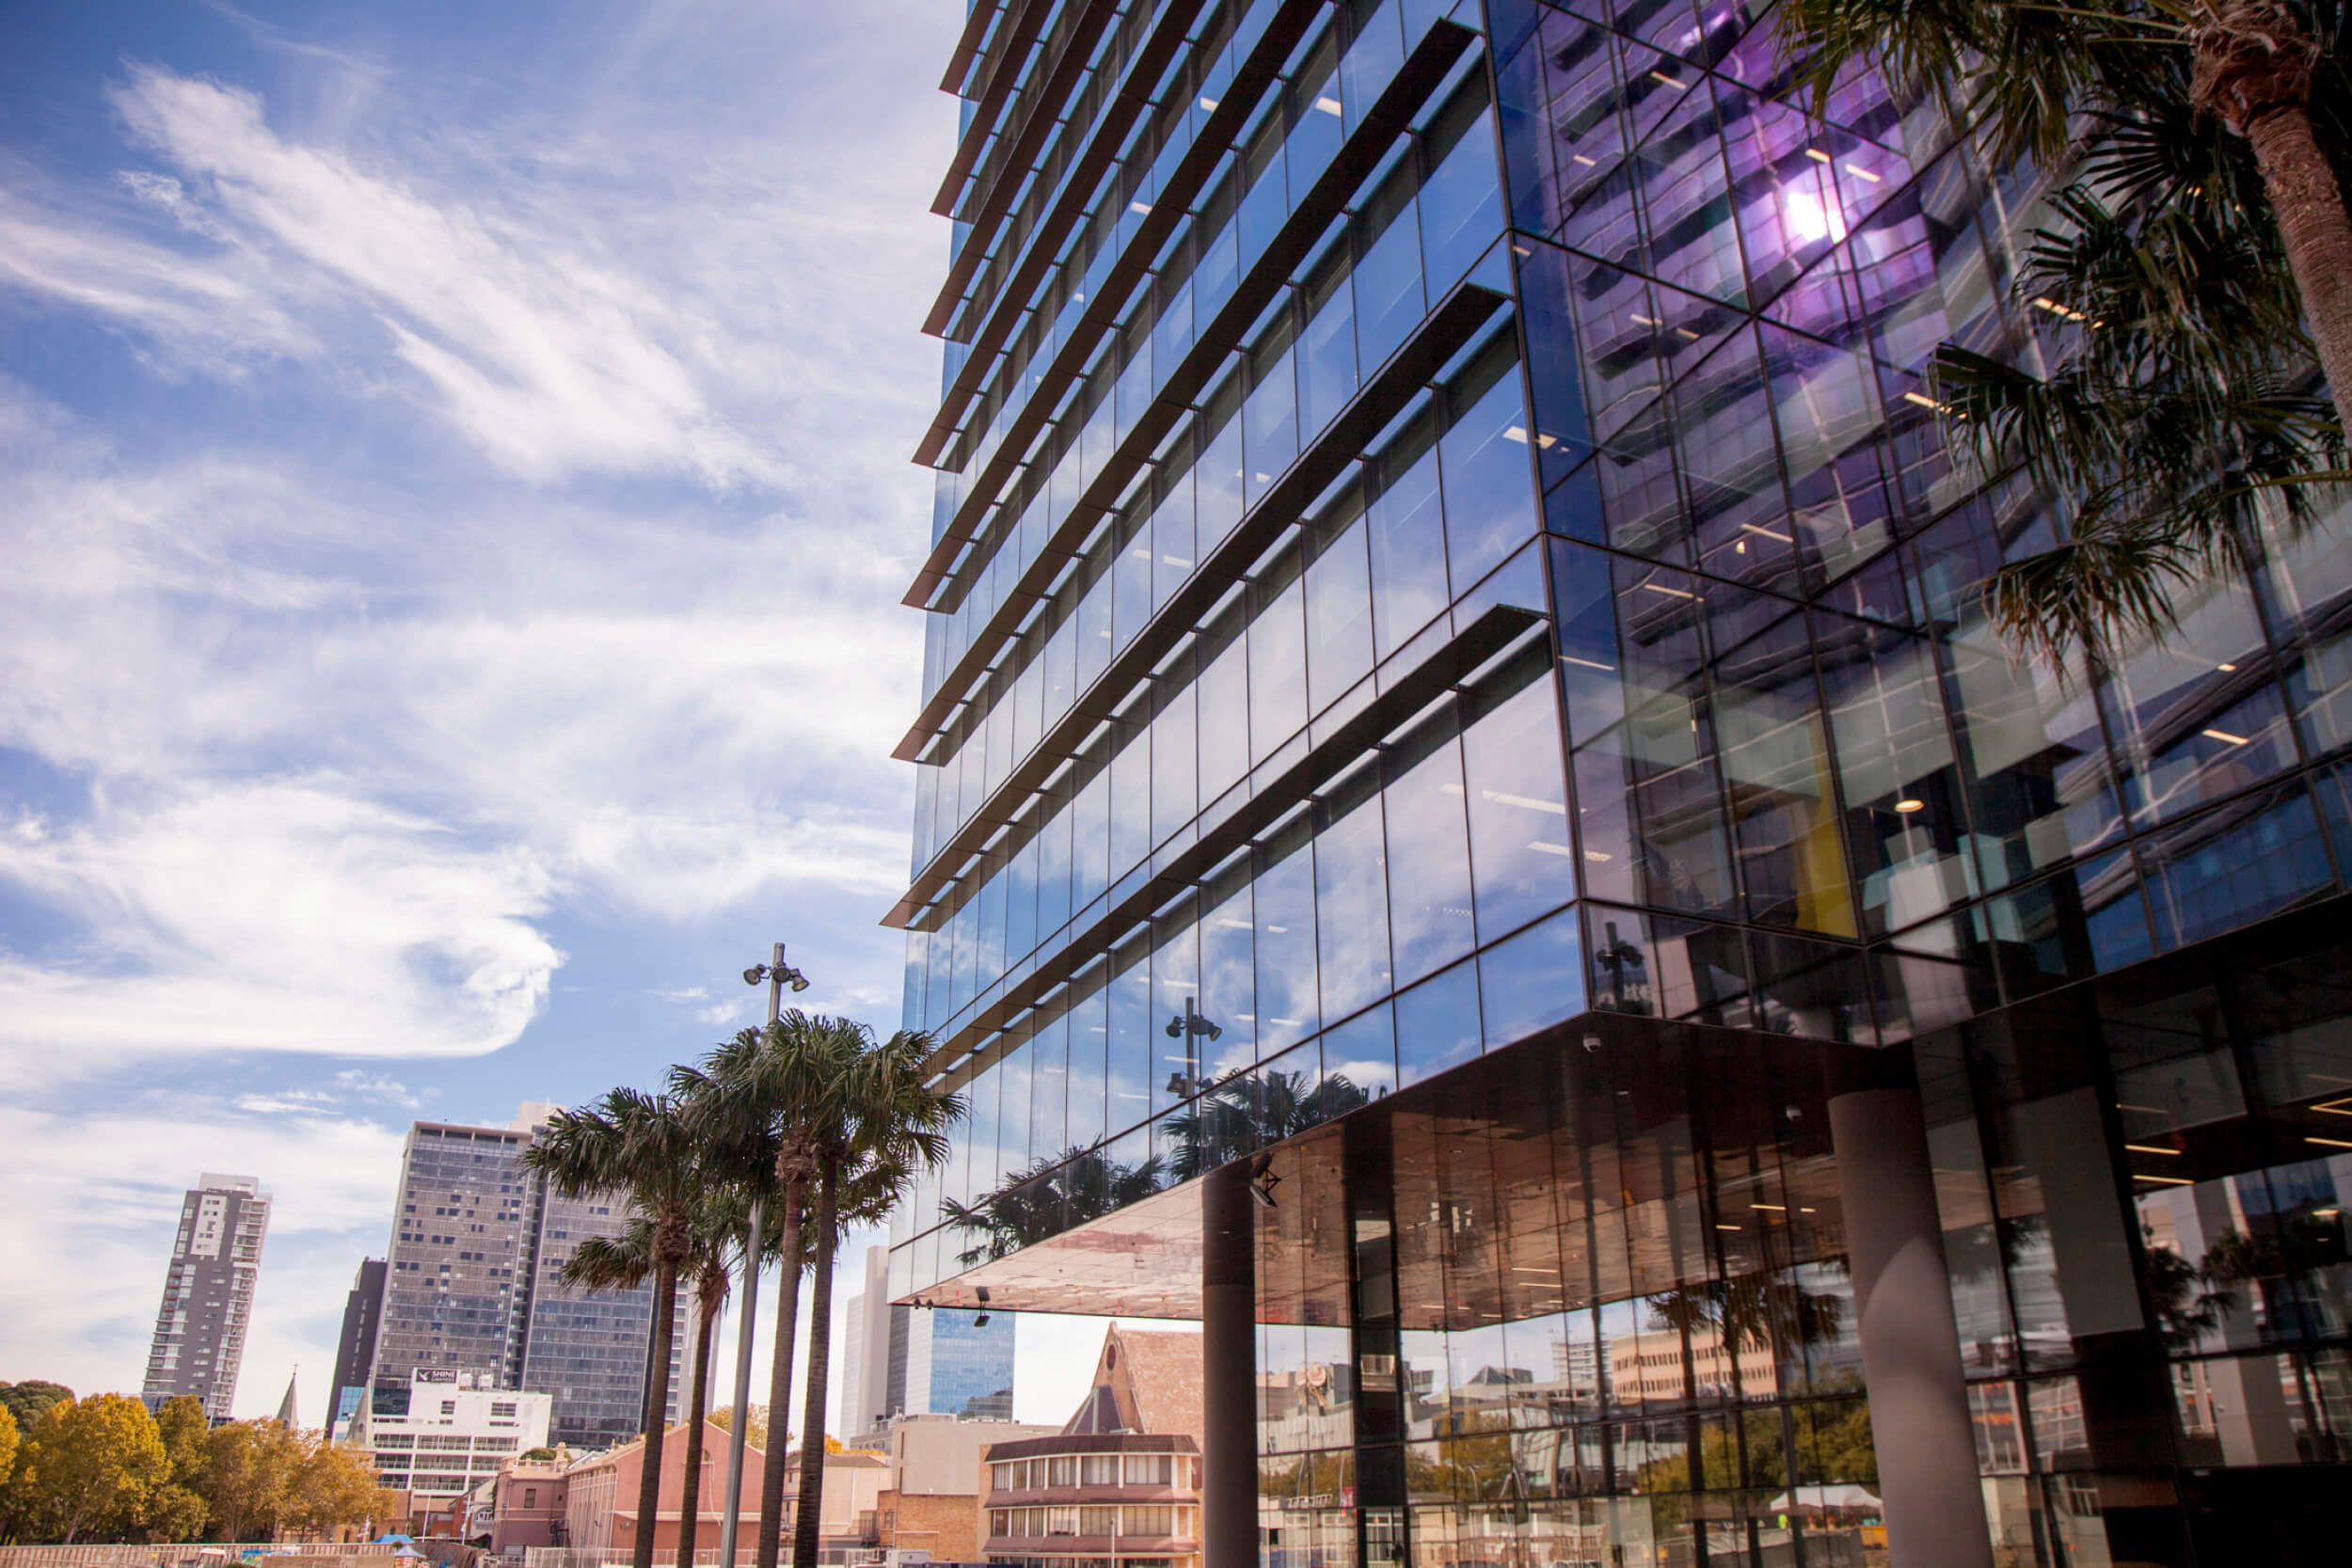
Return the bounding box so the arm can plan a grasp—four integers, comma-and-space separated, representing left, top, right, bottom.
523, 1488, 536, 1509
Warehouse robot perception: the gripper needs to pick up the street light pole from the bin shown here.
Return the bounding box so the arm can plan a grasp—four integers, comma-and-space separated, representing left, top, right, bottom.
718, 942, 787, 1568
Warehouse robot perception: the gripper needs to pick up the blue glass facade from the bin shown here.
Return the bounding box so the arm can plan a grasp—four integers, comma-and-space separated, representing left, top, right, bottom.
928, 1307, 1023, 1420
893, 2, 2352, 1563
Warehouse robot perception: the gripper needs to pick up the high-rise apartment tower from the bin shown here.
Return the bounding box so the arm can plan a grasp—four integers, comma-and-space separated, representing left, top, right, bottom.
885, 3, 2352, 1565
371, 1105, 691, 1448
140, 1173, 270, 1421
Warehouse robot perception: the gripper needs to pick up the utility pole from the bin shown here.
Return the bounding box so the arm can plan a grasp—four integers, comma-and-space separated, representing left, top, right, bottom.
717, 942, 791, 1567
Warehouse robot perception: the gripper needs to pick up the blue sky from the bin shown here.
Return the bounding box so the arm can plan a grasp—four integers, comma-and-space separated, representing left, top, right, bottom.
0, 0, 1168, 1430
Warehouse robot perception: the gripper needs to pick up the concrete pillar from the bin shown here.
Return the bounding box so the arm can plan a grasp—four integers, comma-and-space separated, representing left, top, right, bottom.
1201, 1162, 1258, 1568
1828, 1087, 1994, 1568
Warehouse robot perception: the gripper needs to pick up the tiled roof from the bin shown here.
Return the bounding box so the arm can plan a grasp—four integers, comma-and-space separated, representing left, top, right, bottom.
1093, 1325, 1202, 1441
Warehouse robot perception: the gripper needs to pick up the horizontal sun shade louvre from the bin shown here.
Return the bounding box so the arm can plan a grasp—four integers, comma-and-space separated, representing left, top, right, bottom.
883, 277, 1512, 931
901, 10, 1479, 626
911, 601, 1543, 1080
941, 0, 1018, 95
910, 15, 1476, 612
917, 1, 1325, 392
935, 0, 1115, 222
914, 0, 1298, 456
924, 0, 1323, 350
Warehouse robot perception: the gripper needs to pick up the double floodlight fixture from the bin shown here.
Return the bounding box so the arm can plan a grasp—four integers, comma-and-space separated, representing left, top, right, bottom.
743, 950, 812, 993
1249, 1154, 1282, 1211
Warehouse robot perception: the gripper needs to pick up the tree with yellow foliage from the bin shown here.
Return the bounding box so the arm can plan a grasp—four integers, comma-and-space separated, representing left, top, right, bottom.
140, 1397, 210, 1543
11, 1394, 168, 1543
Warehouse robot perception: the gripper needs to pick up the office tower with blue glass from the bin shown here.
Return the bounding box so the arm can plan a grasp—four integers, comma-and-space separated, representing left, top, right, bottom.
846, 1243, 1018, 1435
888, 4, 2352, 1565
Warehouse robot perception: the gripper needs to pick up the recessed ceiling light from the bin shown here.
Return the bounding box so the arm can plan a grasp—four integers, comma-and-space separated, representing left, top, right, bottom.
1894, 799, 1925, 813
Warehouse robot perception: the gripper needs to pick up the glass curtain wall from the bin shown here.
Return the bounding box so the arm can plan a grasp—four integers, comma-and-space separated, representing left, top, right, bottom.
897, 0, 2352, 1563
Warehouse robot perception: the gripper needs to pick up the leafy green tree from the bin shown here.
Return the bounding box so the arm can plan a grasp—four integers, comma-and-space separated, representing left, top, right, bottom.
15, 1394, 168, 1543
522, 1088, 708, 1568
0, 1383, 72, 1431
1775, 0, 2350, 666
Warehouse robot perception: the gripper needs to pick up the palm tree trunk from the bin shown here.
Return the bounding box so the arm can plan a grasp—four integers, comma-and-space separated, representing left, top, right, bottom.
635, 1257, 680, 1568
2245, 102, 2352, 434
790, 1164, 842, 1568
754, 1173, 806, 1568
675, 1272, 723, 1568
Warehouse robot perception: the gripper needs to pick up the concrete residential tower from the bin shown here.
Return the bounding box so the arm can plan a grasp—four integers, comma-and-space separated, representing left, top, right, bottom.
370, 1104, 691, 1449
885, 4, 2352, 1566
140, 1173, 270, 1421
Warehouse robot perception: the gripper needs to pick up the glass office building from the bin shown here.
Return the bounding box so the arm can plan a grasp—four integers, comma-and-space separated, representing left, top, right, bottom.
888, 2, 2352, 1563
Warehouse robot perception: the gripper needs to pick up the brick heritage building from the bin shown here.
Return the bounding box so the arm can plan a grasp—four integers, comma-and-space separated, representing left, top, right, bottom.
981, 1327, 1204, 1568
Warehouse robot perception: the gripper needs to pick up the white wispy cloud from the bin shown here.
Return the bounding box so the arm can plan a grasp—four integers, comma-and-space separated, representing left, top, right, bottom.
0, 779, 563, 1078
0, 1100, 406, 1409
0, 0, 960, 1413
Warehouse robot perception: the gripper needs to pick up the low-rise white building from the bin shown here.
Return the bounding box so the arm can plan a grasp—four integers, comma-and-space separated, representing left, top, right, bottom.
352, 1369, 552, 1503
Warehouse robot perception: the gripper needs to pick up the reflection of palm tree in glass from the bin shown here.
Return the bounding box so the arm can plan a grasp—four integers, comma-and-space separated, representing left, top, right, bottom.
2199, 1214, 2350, 1341
940, 1146, 1167, 1266
1164, 1069, 1375, 1181
1644, 1274, 1845, 1372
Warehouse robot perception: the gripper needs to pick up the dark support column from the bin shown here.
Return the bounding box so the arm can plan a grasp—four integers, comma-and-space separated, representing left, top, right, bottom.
1827, 1086, 1994, 1568
1201, 1162, 1258, 1568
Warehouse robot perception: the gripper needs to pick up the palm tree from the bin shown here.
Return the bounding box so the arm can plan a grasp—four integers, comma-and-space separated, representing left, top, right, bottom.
558, 1183, 756, 1568
1779, 0, 2350, 417
675, 1022, 825, 1568
1773, 0, 2349, 664
788, 1023, 960, 1568
680, 1015, 959, 1568
521, 1089, 706, 1568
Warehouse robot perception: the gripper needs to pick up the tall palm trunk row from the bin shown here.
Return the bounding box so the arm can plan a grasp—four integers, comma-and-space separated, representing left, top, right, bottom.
531, 1010, 963, 1568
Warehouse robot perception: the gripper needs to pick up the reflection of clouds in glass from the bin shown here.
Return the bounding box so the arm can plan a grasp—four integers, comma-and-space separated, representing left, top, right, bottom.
1387, 736, 1476, 987
1316, 797, 1391, 1019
